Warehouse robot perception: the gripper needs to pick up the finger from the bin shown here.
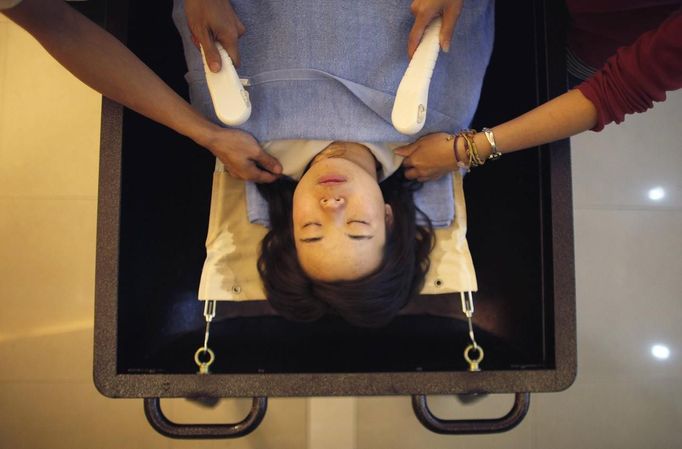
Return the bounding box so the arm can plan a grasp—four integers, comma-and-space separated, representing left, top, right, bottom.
440, 4, 461, 53
190, 32, 200, 49
199, 31, 222, 72
404, 167, 419, 180
236, 18, 247, 37
247, 165, 279, 183
221, 35, 241, 68
224, 1, 247, 37
394, 144, 417, 157
253, 151, 283, 175
407, 13, 433, 58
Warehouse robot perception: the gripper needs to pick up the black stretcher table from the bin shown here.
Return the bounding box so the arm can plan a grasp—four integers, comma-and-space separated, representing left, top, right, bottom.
91, 0, 576, 438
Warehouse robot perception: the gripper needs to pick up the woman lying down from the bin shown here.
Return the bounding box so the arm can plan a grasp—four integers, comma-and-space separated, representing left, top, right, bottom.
172, 0, 494, 327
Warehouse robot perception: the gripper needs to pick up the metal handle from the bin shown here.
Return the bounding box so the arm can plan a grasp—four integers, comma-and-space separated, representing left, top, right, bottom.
412, 392, 530, 434
143, 397, 267, 439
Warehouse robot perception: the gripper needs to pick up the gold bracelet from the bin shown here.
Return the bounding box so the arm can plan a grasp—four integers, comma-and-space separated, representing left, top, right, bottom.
457, 129, 485, 168
467, 129, 486, 166
460, 131, 474, 169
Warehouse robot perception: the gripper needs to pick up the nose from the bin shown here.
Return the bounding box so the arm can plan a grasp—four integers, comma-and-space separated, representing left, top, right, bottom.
320, 197, 345, 210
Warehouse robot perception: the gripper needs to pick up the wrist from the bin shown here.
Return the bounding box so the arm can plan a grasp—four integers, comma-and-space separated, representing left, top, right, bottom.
190, 120, 223, 150
453, 129, 495, 169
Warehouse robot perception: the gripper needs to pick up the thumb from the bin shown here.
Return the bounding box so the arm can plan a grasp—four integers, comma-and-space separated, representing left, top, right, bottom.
247, 164, 279, 183
394, 145, 416, 157
221, 37, 241, 68
440, 3, 461, 53
253, 150, 283, 175
199, 34, 221, 73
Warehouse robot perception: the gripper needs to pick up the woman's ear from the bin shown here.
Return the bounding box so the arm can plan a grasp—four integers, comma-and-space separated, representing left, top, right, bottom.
385, 204, 394, 229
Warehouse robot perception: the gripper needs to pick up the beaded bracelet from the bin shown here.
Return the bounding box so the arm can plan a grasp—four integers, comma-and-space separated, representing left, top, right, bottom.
446, 133, 466, 170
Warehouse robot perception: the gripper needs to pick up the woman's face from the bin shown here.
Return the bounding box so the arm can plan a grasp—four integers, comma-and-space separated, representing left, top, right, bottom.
292, 143, 393, 281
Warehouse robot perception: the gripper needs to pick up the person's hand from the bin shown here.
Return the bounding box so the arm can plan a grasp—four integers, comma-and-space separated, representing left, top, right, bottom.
205, 128, 282, 183
394, 133, 458, 181
185, 0, 246, 72
408, 0, 463, 58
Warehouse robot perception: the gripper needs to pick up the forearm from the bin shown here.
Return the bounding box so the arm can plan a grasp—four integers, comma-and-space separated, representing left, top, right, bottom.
577, 12, 682, 131
5, 0, 219, 147
463, 89, 599, 159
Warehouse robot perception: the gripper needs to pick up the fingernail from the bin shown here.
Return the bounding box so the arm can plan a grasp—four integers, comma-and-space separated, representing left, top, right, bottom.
210, 62, 220, 72
442, 42, 450, 53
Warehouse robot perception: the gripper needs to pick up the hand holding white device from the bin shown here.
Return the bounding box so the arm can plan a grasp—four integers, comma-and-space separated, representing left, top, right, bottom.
392, 18, 442, 135
201, 42, 251, 126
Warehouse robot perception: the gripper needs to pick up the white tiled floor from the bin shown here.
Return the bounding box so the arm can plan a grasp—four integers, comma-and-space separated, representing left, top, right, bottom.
0, 17, 308, 449
356, 395, 531, 449
162, 398, 307, 449
1, 13, 681, 449
0, 198, 96, 339
572, 91, 682, 211
528, 91, 682, 448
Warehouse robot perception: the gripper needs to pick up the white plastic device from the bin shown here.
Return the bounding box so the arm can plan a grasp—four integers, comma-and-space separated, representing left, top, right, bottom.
201, 43, 251, 126
391, 18, 442, 135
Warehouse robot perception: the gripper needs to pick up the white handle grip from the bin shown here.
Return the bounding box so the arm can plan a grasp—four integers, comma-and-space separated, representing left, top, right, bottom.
392, 18, 442, 135
201, 43, 251, 126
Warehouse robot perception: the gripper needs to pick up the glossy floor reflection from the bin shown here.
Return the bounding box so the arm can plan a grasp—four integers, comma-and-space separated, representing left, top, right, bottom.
1, 15, 680, 449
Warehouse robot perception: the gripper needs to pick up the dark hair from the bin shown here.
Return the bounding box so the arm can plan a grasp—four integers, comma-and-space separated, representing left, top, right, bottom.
256, 169, 434, 327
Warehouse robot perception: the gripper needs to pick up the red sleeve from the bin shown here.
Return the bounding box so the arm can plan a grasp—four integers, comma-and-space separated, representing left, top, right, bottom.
577, 11, 682, 131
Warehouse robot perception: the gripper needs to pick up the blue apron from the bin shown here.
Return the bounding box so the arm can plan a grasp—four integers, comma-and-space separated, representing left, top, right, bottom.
172, 0, 494, 142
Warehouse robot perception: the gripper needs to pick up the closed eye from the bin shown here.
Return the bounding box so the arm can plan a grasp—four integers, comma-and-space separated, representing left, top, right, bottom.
299, 237, 323, 243
347, 234, 373, 240
299, 222, 372, 242
300, 223, 322, 242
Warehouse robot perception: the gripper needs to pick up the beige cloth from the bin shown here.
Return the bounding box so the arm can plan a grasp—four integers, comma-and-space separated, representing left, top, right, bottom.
198, 166, 477, 301
263, 140, 404, 181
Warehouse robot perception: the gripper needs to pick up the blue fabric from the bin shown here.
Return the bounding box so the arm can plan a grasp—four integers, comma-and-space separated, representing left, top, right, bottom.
172, 0, 494, 226
172, 0, 494, 141
238, 68, 458, 227
245, 68, 400, 127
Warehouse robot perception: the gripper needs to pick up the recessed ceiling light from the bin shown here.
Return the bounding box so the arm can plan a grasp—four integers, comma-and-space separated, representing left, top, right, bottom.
648, 187, 665, 201
651, 344, 670, 360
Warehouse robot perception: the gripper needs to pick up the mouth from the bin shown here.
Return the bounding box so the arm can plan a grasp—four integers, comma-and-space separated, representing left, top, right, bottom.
317, 175, 348, 185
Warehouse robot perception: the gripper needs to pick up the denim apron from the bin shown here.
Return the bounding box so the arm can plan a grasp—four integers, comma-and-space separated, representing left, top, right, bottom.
172, 0, 494, 142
